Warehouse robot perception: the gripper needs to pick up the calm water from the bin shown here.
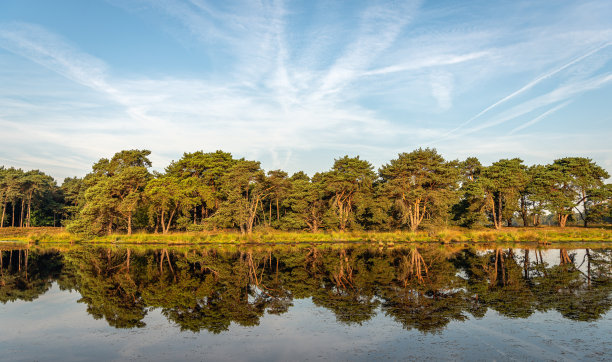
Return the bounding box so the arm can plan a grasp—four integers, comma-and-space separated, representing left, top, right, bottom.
1, 243, 611, 361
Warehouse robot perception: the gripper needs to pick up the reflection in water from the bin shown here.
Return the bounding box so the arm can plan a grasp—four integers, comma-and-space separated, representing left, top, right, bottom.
1, 244, 611, 333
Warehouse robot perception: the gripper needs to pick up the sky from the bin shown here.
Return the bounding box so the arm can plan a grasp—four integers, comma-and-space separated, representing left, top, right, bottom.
0, 0, 611, 182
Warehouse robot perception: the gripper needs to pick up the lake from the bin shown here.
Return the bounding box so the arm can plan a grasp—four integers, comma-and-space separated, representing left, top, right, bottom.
1, 243, 611, 361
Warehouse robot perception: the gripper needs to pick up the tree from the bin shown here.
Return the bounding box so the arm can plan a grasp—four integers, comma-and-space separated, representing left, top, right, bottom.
547, 157, 609, 227
165, 150, 236, 225
144, 175, 190, 234
481, 159, 528, 229
283, 173, 326, 232
452, 157, 487, 228
584, 184, 612, 225
321, 156, 376, 231
69, 150, 151, 235
0, 167, 16, 227
21, 170, 56, 227
216, 160, 270, 234
522, 165, 551, 227
61, 177, 85, 222
264, 170, 291, 227
380, 148, 459, 231
0, 168, 25, 228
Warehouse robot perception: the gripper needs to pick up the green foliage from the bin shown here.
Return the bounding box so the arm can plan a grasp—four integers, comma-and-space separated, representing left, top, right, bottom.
68, 150, 151, 235
282, 174, 326, 231
215, 160, 268, 234
0, 166, 60, 228
380, 148, 459, 231
3, 148, 612, 235
480, 158, 528, 229
321, 155, 376, 231
547, 157, 610, 227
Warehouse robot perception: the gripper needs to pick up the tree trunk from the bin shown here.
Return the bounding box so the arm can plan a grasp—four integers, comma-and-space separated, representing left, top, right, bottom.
339, 202, 346, 231
406, 197, 426, 232
489, 194, 500, 229
11, 203, 15, 227
0, 203, 5, 228
20, 198, 25, 228
161, 209, 166, 234
497, 196, 503, 229
164, 208, 176, 234
127, 212, 132, 235
27, 191, 32, 227
310, 208, 319, 232
246, 198, 260, 234
582, 190, 588, 228
558, 214, 569, 228
276, 198, 280, 221
519, 195, 529, 227
261, 201, 266, 226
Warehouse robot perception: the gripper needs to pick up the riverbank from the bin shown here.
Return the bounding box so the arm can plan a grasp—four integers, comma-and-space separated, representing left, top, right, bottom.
1, 226, 611, 244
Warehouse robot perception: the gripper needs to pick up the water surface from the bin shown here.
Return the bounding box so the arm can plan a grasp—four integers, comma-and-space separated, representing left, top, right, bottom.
1, 243, 611, 361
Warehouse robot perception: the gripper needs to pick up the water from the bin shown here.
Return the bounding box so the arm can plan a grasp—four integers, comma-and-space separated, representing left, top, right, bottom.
1, 244, 611, 361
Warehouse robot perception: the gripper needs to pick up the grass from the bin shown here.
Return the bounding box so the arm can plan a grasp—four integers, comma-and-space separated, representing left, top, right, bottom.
1, 226, 611, 246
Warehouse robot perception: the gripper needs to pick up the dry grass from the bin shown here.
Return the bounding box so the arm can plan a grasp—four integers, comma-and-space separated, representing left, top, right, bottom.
1, 226, 610, 245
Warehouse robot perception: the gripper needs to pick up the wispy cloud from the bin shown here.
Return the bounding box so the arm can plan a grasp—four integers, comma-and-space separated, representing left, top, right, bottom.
0, 0, 611, 180
436, 42, 612, 140
462, 73, 612, 135
364, 51, 489, 76
429, 71, 454, 111
313, 1, 421, 100
0, 12, 408, 175
0, 22, 113, 94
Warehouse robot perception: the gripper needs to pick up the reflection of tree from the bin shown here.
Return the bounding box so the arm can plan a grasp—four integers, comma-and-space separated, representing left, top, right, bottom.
64, 247, 147, 328
309, 248, 380, 325
382, 289, 469, 332
381, 247, 469, 332
459, 248, 536, 318
0, 248, 63, 303
3, 244, 611, 334
531, 248, 612, 322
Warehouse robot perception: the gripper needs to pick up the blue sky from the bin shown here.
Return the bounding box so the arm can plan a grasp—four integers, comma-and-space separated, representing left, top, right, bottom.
1, 0, 611, 181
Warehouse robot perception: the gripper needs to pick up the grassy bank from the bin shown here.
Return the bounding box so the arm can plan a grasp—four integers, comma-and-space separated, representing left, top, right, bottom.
1, 226, 611, 245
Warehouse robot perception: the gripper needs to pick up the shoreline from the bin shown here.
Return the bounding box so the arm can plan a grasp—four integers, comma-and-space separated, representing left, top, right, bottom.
1, 226, 611, 245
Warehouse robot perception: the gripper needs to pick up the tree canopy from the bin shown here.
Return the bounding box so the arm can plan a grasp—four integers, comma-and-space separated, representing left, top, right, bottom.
1, 149, 610, 233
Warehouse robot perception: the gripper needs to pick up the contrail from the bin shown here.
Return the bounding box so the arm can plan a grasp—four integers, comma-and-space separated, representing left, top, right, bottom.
509, 101, 570, 135
434, 41, 611, 142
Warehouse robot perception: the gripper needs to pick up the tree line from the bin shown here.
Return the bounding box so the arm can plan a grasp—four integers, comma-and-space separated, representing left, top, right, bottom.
1, 148, 610, 235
